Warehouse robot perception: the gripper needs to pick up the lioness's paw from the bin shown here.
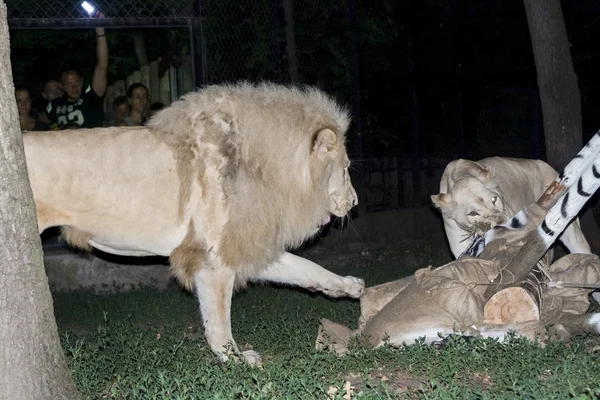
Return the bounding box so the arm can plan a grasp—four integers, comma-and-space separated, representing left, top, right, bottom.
324, 276, 365, 298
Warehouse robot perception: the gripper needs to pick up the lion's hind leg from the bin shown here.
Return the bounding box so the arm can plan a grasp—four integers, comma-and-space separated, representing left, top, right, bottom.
249, 252, 365, 298
193, 264, 262, 365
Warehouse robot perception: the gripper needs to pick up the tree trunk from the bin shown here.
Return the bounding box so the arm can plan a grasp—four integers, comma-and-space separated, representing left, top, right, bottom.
282, 0, 300, 84
523, 0, 581, 171
0, 3, 80, 399
523, 0, 600, 252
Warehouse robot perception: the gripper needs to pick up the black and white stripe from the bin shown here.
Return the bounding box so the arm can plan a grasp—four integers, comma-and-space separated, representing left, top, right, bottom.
538, 156, 600, 248
462, 130, 600, 258
461, 209, 530, 257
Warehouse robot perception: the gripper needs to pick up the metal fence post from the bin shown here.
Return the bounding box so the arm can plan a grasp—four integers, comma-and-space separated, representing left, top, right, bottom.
347, 0, 366, 216
190, 0, 206, 88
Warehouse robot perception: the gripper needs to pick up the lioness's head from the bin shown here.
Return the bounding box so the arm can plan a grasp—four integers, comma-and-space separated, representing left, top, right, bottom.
311, 128, 358, 226
431, 177, 509, 235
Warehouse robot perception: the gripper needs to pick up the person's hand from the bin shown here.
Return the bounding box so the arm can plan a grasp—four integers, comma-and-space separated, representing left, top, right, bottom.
94, 10, 106, 36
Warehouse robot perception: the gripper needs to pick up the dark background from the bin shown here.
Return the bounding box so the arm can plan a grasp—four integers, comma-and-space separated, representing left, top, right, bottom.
7, 0, 600, 210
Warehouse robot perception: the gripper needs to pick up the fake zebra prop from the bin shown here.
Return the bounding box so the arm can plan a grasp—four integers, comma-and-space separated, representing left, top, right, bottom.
463, 131, 600, 258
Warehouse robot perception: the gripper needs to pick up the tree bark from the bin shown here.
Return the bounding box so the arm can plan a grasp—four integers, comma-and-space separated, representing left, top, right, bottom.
523, 0, 600, 251
282, 0, 300, 84
523, 0, 581, 171
0, 2, 80, 399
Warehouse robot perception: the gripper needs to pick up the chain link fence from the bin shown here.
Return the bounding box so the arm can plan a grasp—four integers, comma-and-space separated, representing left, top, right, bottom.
202, 0, 356, 112
6, 0, 195, 27
7, 0, 440, 212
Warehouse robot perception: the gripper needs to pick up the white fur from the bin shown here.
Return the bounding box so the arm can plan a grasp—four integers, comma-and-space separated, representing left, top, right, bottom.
383, 327, 457, 347
250, 252, 365, 298
587, 313, 600, 333
24, 83, 362, 365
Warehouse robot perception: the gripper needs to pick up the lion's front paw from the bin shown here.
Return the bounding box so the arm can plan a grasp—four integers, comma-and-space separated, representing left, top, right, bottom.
323, 276, 365, 298
242, 350, 263, 366
344, 276, 365, 298
215, 349, 263, 367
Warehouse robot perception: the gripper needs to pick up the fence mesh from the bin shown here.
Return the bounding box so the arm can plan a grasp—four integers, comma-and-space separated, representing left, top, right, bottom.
6, 0, 195, 25
202, 0, 355, 100
6, 0, 444, 212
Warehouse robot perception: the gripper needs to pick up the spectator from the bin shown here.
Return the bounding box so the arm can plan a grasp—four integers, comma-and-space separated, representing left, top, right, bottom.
124, 83, 149, 126
37, 79, 64, 128
47, 15, 109, 129
108, 95, 129, 126
42, 79, 63, 103
15, 85, 49, 131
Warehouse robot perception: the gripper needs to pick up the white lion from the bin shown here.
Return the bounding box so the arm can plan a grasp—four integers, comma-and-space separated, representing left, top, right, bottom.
431, 157, 591, 258
24, 82, 365, 364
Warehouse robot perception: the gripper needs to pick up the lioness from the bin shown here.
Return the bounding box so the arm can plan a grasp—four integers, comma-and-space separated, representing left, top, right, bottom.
24, 82, 364, 364
431, 157, 591, 258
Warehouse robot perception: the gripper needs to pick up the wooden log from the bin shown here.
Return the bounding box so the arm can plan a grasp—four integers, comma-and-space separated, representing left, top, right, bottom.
483, 287, 540, 324
483, 139, 600, 300
535, 179, 568, 209
482, 201, 565, 301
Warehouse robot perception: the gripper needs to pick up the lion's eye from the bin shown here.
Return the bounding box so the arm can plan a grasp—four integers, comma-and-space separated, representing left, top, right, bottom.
468, 211, 479, 217
491, 196, 498, 205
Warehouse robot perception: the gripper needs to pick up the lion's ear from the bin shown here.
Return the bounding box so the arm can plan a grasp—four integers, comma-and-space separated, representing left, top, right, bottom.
313, 128, 337, 154
431, 193, 451, 209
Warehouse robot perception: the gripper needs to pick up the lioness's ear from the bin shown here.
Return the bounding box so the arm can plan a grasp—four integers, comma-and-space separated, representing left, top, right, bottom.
431, 193, 451, 209
480, 165, 495, 182
452, 159, 494, 182
313, 128, 337, 154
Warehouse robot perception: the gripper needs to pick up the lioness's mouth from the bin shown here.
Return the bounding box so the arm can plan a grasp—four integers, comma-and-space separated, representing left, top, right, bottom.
472, 220, 494, 235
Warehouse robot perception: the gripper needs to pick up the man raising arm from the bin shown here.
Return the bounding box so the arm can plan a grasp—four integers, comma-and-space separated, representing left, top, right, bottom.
47, 14, 109, 129
92, 17, 109, 99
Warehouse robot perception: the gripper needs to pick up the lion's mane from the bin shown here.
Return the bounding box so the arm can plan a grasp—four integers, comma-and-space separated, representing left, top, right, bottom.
147, 82, 351, 287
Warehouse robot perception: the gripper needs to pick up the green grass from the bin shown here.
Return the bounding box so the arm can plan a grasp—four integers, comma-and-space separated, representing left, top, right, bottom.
52, 244, 600, 399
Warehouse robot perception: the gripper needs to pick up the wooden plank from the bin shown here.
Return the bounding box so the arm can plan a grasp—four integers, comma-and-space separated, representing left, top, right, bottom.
159, 66, 171, 105
140, 65, 151, 95
169, 65, 178, 103
149, 60, 160, 104
181, 56, 194, 94
131, 70, 141, 86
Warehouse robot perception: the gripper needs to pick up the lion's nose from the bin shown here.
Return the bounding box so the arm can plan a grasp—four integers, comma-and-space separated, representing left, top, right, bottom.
351, 187, 358, 207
